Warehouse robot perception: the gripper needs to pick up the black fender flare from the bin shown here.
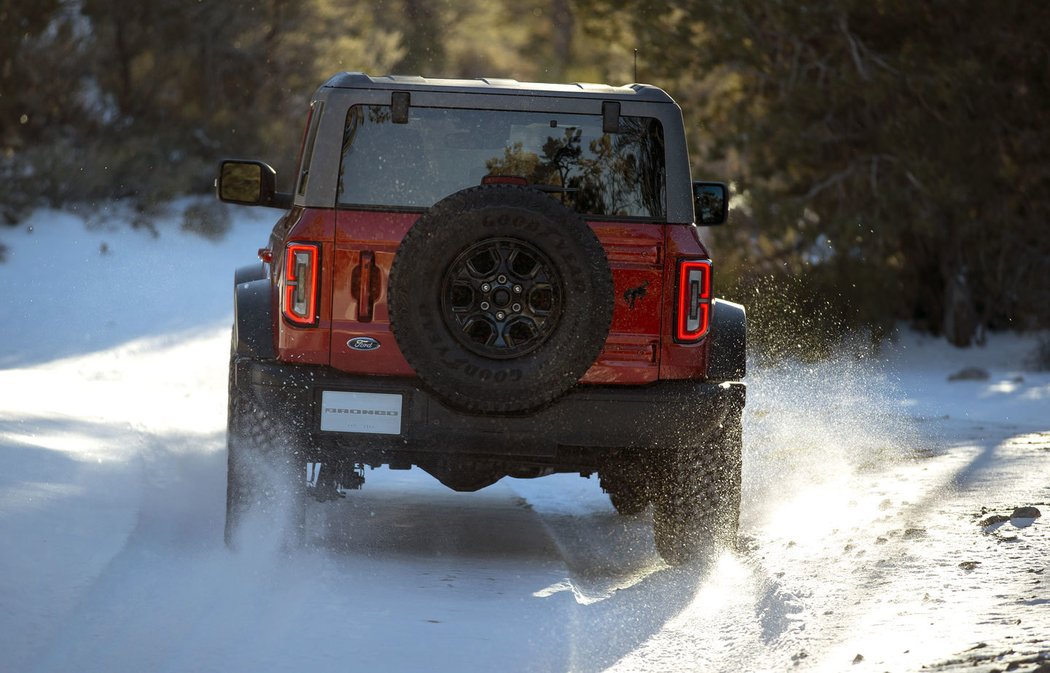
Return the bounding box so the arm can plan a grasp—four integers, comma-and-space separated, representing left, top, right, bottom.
707, 298, 746, 381
233, 276, 275, 360
234, 262, 267, 285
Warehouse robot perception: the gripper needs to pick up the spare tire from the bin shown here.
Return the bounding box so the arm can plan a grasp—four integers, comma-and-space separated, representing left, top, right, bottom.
388, 185, 613, 413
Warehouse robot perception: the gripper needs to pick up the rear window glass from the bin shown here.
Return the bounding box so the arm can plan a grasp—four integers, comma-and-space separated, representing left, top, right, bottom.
337, 105, 666, 219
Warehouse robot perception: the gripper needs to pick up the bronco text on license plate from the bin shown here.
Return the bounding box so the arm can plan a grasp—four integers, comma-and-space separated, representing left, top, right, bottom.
320, 391, 402, 435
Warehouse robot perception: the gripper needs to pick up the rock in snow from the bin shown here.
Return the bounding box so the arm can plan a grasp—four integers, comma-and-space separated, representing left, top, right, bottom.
948, 366, 991, 381
980, 514, 1011, 528
1010, 506, 1042, 519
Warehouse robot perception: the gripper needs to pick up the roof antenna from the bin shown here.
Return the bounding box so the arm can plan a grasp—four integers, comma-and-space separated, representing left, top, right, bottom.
633, 49, 639, 82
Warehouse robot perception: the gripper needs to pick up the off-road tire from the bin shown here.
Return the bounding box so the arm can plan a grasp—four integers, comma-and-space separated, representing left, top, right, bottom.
225, 355, 306, 548
600, 467, 651, 515
652, 408, 742, 565
388, 185, 614, 413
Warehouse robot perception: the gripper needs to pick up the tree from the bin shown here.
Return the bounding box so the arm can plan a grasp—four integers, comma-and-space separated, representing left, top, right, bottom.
584, 0, 1050, 346
1, 0, 404, 218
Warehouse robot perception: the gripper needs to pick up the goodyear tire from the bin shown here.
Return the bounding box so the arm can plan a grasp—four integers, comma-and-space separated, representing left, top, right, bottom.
388, 185, 613, 413
652, 407, 742, 565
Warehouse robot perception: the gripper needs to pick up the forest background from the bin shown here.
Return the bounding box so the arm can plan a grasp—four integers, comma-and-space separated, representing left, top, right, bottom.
2, 0, 1047, 355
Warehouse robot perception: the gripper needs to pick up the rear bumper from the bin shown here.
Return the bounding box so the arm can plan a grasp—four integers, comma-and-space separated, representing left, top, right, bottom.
236, 357, 745, 468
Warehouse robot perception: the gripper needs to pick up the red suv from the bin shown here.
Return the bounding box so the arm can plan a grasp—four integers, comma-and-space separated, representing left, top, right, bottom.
217, 72, 746, 564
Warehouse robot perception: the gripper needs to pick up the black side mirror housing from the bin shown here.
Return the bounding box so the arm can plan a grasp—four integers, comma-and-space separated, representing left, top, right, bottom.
216, 160, 293, 209
693, 181, 729, 226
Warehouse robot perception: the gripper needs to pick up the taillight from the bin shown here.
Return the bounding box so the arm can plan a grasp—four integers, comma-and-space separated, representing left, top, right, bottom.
675, 259, 712, 342
283, 243, 319, 326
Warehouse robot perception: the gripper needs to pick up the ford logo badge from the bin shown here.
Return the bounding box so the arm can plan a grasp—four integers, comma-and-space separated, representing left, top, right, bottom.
347, 336, 381, 351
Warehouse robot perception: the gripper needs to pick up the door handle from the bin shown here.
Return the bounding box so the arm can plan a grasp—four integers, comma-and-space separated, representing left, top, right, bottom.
357, 250, 375, 322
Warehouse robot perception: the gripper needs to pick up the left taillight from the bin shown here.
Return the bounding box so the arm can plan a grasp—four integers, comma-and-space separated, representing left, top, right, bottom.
675, 259, 712, 342
283, 243, 319, 326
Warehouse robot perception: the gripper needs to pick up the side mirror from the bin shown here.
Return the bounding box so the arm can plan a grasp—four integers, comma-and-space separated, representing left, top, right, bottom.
693, 181, 729, 226
216, 160, 292, 209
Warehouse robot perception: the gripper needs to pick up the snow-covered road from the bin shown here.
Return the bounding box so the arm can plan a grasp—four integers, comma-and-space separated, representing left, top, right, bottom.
1, 209, 1047, 672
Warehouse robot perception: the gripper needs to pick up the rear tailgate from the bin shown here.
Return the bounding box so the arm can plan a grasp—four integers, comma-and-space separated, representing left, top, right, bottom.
329, 211, 667, 385
329, 209, 417, 376
580, 221, 665, 384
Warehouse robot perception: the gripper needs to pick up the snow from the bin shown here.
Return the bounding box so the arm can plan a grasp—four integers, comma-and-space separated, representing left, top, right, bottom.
884, 331, 1050, 429
1, 206, 1048, 673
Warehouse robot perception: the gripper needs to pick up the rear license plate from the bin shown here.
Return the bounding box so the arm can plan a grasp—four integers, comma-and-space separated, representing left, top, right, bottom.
320, 391, 403, 435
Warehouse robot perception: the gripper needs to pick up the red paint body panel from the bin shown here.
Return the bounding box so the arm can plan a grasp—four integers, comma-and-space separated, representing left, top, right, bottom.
275, 207, 713, 384
578, 221, 664, 384
329, 210, 418, 376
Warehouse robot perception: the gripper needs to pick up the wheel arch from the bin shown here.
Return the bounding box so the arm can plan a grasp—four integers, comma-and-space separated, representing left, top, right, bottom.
706, 298, 746, 381
234, 261, 267, 286
233, 277, 276, 359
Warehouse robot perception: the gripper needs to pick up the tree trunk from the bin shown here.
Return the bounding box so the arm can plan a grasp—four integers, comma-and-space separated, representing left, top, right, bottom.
942, 263, 977, 347
397, 0, 445, 75
549, 0, 574, 81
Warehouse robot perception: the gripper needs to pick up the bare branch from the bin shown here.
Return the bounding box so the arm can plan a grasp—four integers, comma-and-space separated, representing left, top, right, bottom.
904, 169, 927, 193
804, 163, 857, 201
839, 14, 870, 81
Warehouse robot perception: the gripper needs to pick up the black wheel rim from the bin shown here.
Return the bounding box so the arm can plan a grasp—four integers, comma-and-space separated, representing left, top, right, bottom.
440, 237, 563, 360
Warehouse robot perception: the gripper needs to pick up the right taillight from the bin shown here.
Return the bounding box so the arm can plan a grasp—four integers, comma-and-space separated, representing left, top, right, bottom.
283, 243, 319, 326
675, 259, 711, 342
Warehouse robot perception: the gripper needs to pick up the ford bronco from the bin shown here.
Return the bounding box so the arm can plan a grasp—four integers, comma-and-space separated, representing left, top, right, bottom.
217, 72, 746, 564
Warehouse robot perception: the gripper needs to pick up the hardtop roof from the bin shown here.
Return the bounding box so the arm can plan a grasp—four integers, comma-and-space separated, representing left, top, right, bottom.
321, 72, 676, 104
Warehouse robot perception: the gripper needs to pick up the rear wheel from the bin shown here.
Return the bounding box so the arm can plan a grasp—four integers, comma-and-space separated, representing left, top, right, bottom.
652, 409, 742, 565
600, 465, 651, 515
388, 185, 613, 413
225, 354, 305, 548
